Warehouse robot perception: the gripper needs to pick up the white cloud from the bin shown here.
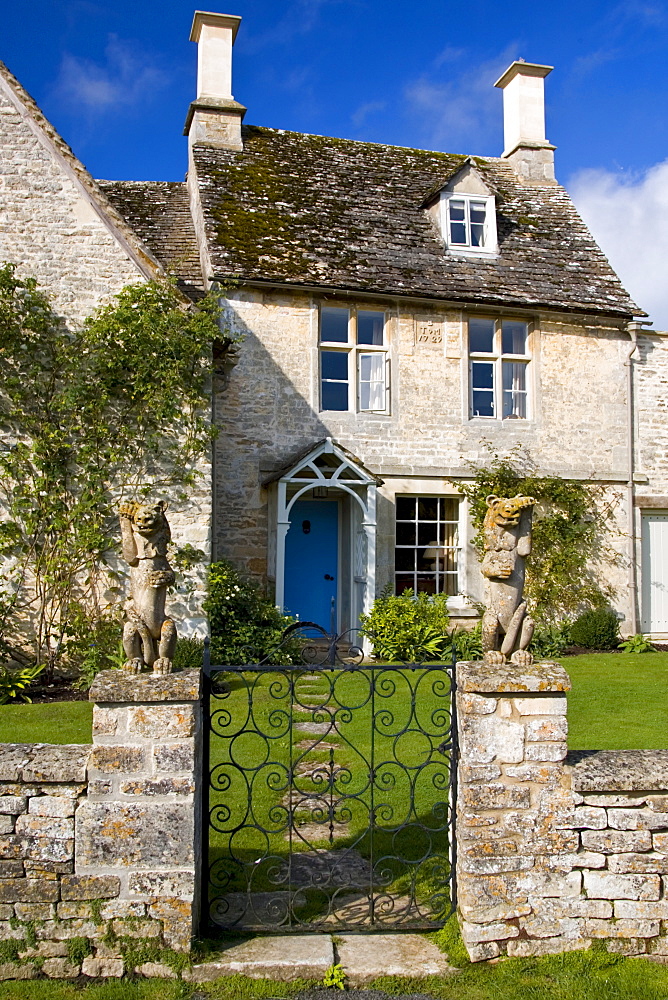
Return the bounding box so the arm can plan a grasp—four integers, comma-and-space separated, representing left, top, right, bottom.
568, 162, 668, 328
351, 100, 386, 128
403, 45, 518, 155
52, 35, 167, 114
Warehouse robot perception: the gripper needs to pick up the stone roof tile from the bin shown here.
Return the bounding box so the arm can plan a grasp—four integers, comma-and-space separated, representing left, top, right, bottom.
98, 181, 204, 299
192, 126, 640, 318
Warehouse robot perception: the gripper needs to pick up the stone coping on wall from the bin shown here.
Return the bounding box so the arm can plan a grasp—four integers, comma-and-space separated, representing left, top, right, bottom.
567, 749, 668, 791
0, 743, 92, 782
456, 659, 571, 693
89, 668, 202, 704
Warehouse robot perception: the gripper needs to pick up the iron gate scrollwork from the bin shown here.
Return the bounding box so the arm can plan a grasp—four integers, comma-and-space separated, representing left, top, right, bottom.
201, 624, 458, 933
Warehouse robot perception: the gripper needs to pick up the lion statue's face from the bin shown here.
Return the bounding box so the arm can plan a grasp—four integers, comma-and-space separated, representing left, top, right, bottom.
132, 502, 167, 536
485, 494, 535, 528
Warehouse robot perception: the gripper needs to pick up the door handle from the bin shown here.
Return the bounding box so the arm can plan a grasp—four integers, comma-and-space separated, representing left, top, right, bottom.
324, 574, 334, 581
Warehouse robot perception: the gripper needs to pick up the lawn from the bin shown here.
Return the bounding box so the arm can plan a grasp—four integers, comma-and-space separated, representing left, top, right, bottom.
561, 651, 668, 750
0, 699, 92, 744
0, 947, 667, 1000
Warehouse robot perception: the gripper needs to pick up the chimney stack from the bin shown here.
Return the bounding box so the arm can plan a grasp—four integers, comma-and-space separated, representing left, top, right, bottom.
184, 11, 245, 151
494, 60, 555, 184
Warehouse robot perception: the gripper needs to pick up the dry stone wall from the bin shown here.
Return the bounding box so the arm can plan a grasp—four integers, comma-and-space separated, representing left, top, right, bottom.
0, 669, 203, 981
456, 660, 668, 962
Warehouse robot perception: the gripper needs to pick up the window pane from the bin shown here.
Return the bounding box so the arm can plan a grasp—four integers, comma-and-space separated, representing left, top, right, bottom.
358, 353, 385, 410
395, 548, 415, 571
471, 361, 494, 389
449, 200, 465, 221
321, 350, 348, 380
417, 498, 439, 521
418, 523, 439, 547
395, 574, 415, 594
357, 311, 384, 346
442, 498, 458, 521
396, 521, 416, 546
470, 203, 486, 224
472, 390, 495, 417
469, 318, 495, 353
450, 221, 467, 244
320, 306, 349, 343
322, 381, 348, 410
396, 497, 416, 520
470, 223, 485, 247
502, 361, 527, 419
502, 320, 528, 355
415, 575, 437, 595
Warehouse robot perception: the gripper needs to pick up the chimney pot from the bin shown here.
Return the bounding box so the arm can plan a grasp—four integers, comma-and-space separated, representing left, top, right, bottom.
494, 60, 556, 184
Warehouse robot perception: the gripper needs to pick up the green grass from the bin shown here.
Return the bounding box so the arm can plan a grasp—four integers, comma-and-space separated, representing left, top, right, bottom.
0, 700, 92, 744
0, 949, 666, 999
563, 652, 668, 750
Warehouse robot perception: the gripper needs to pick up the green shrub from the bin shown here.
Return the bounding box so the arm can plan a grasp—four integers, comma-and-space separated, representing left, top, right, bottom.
0, 663, 44, 704
172, 636, 206, 670
204, 560, 297, 665
359, 587, 450, 662
65, 605, 123, 690
570, 608, 620, 649
619, 633, 656, 653
530, 620, 572, 658
446, 623, 483, 661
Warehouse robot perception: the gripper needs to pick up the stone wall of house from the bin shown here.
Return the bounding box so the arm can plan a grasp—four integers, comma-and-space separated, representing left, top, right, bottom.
213, 288, 632, 616
0, 76, 147, 324
456, 659, 668, 962
0, 670, 202, 981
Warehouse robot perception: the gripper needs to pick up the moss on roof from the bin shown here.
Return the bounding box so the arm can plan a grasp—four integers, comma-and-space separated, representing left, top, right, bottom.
191, 125, 639, 318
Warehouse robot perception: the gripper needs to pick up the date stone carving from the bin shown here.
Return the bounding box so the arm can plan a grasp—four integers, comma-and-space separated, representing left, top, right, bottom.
119, 500, 177, 675
480, 494, 536, 667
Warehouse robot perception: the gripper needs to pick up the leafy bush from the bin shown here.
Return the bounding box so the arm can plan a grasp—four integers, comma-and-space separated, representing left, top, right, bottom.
172, 636, 206, 670
530, 621, 572, 658
446, 623, 483, 661
359, 587, 450, 662
65, 606, 123, 690
619, 633, 656, 653
459, 447, 617, 623
204, 560, 297, 664
570, 608, 620, 649
0, 663, 44, 704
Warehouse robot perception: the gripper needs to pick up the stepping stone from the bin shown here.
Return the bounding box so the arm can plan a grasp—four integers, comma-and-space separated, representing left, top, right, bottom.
295, 721, 334, 735
185, 934, 334, 982
295, 740, 339, 751
336, 932, 455, 983
286, 821, 350, 842
277, 848, 372, 889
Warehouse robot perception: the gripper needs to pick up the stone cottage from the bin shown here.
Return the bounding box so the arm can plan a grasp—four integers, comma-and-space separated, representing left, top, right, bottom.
3, 11, 668, 638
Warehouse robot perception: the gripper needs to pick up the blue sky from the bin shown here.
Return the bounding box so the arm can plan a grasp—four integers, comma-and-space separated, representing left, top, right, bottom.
4, 0, 668, 323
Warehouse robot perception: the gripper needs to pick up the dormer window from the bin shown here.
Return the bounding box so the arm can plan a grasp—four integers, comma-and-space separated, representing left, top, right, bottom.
442, 193, 497, 254
425, 161, 498, 256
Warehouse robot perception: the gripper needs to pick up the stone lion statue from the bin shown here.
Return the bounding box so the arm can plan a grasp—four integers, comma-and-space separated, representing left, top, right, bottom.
480, 494, 536, 666
119, 500, 177, 674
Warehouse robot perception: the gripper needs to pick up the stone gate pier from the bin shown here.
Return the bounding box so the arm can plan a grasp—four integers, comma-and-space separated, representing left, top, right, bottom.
455, 659, 668, 962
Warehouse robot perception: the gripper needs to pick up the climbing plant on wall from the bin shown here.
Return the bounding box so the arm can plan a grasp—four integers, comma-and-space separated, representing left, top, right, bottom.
0, 263, 226, 672
458, 448, 619, 624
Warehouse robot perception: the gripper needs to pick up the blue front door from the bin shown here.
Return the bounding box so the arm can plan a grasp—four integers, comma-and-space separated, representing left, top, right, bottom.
284, 500, 339, 630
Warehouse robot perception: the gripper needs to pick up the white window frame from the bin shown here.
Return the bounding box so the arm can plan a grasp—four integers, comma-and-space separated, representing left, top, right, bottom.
441, 193, 497, 255
394, 495, 464, 598
319, 306, 390, 414
468, 317, 531, 420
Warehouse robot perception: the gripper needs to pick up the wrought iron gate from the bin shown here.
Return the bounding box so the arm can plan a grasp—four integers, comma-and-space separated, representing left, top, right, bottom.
201, 626, 458, 933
